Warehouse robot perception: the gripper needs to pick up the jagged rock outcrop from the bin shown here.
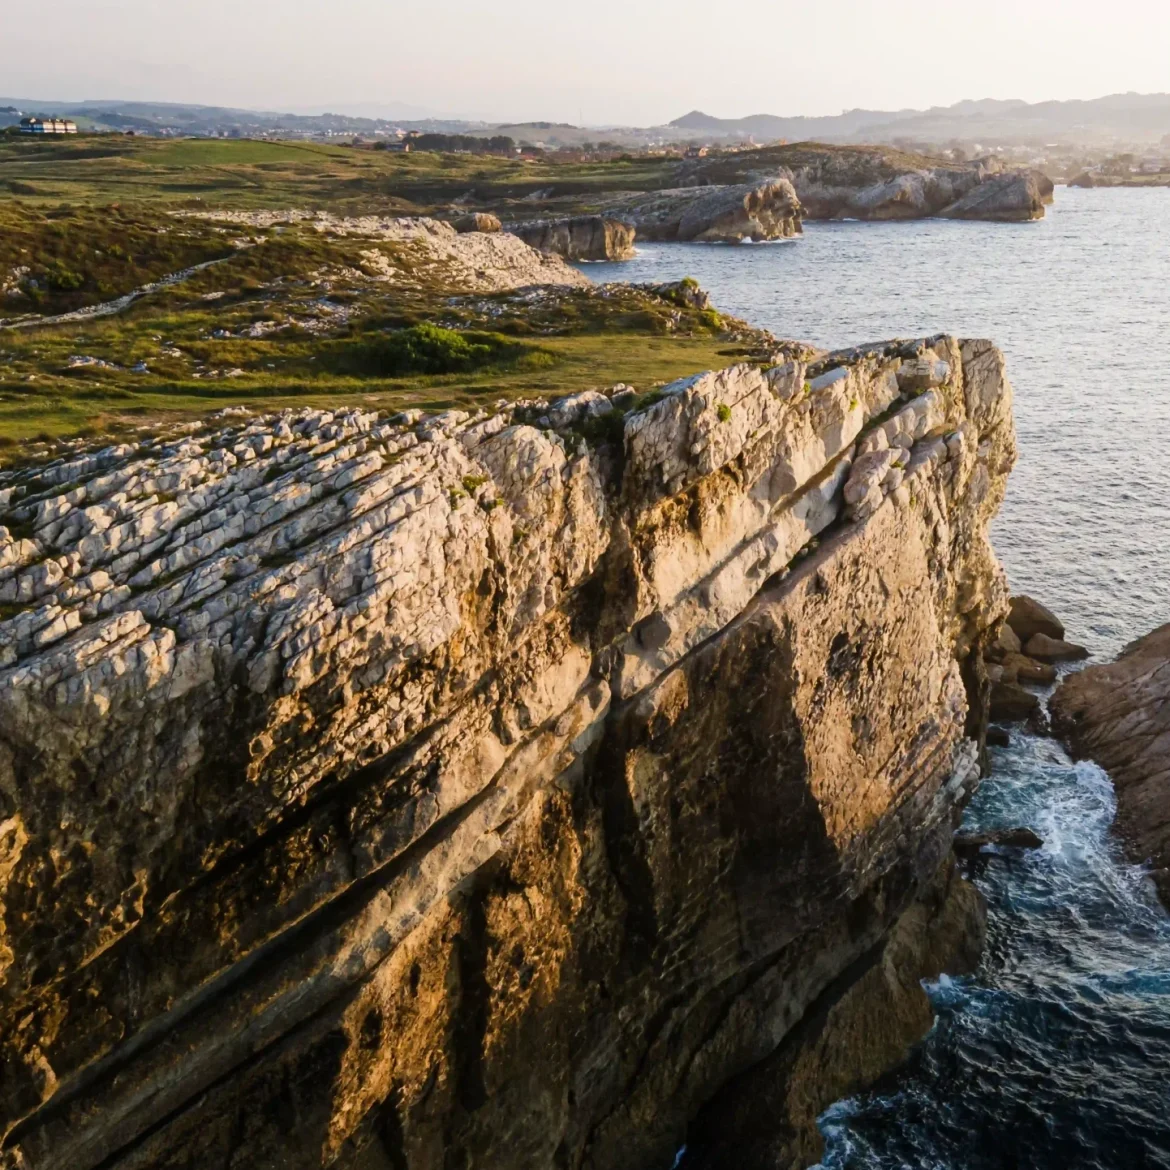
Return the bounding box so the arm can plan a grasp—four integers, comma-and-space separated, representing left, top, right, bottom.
676, 144, 1052, 222
940, 171, 1051, 222
190, 212, 591, 292
1052, 624, 1170, 906
510, 216, 636, 260
0, 335, 1015, 1170
607, 178, 803, 242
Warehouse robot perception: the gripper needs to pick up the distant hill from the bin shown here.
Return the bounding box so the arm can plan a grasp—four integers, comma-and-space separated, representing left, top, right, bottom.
670, 93, 1170, 147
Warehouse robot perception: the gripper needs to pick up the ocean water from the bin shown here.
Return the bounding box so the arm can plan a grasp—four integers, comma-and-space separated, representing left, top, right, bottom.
585, 188, 1170, 1168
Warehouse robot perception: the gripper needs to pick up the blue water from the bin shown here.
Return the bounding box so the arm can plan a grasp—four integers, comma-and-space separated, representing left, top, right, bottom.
585, 188, 1170, 1168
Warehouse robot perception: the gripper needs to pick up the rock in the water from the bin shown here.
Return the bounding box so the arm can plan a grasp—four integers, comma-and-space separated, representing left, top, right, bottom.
1001, 652, 1058, 684
1051, 623, 1170, 907
511, 214, 636, 260
1023, 632, 1089, 663
941, 171, 1050, 222
954, 827, 1044, 859
986, 726, 1012, 748
453, 211, 502, 233
609, 178, 803, 243
990, 680, 1041, 721
1007, 594, 1065, 641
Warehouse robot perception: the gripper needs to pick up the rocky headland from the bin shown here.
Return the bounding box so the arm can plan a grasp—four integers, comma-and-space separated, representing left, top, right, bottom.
675, 143, 1053, 223
604, 178, 803, 243
1052, 624, 1170, 907
0, 318, 1017, 1169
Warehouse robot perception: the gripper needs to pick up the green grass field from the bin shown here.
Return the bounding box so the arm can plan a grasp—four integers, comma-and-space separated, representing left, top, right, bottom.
0, 136, 782, 460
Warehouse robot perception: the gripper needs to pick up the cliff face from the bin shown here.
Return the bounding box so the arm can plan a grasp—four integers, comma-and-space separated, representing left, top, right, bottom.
608, 179, 803, 242
1051, 624, 1170, 907
0, 336, 1015, 1170
511, 216, 637, 261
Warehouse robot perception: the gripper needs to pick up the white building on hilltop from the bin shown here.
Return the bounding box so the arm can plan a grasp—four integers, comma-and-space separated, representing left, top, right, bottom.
19, 117, 78, 135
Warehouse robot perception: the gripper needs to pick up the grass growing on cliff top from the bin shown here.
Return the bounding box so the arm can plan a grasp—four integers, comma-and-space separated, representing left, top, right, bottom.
0, 135, 676, 215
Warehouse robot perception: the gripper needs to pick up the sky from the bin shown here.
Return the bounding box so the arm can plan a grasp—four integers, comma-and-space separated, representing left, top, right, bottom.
2, 0, 1169, 125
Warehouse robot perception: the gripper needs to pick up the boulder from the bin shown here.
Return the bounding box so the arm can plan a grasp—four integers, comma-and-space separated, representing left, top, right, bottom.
1007, 594, 1065, 641
510, 215, 636, 261
1001, 652, 1058, 684
453, 212, 502, 233
990, 681, 1041, 722
986, 726, 1012, 748
987, 621, 1022, 660
954, 827, 1044, 859
609, 179, 803, 243
1023, 632, 1089, 662
1051, 623, 1170, 907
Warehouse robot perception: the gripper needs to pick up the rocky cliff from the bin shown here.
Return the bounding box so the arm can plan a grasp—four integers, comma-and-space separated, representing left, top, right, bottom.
0, 335, 1015, 1169
511, 216, 637, 261
1052, 624, 1170, 907
607, 178, 803, 242
678, 144, 1053, 223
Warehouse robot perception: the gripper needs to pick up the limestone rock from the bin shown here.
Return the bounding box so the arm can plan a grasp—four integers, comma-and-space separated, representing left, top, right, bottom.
453, 212, 503, 233
0, 335, 1017, 1170
1051, 623, 1170, 907
941, 171, 1050, 223
511, 215, 636, 260
988, 621, 1022, 659
609, 179, 803, 243
1007, 594, 1065, 641
1023, 632, 1089, 662
1001, 651, 1057, 684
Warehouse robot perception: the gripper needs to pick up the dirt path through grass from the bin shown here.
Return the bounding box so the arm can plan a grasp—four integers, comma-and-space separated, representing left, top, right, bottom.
0, 251, 244, 331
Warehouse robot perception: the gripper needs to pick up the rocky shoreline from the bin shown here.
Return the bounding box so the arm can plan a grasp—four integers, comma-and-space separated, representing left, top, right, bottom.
0, 330, 1016, 1169
1052, 625, 1170, 907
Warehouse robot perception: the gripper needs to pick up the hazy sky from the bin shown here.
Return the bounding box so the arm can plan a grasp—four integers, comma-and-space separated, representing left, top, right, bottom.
3, 0, 1168, 124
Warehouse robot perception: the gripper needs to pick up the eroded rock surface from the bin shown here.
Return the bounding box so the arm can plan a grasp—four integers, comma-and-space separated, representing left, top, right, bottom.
511, 215, 636, 260
608, 178, 803, 242
1052, 624, 1170, 906
0, 335, 1016, 1170
189, 211, 591, 292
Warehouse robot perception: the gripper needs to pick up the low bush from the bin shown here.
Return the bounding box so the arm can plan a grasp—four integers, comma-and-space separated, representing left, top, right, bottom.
343, 322, 549, 377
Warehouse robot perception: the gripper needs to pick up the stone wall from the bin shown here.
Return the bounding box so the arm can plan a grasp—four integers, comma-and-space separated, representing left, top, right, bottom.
0, 335, 1016, 1169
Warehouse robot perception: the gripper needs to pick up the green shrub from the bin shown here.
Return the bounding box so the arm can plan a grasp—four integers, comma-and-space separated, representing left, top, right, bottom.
344, 323, 543, 377
717, 403, 732, 423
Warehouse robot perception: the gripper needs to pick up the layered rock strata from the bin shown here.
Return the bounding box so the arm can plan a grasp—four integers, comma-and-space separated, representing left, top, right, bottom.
511, 216, 636, 261
0, 334, 1015, 1170
680, 146, 1054, 223
608, 178, 803, 242
1052, 624, 1170, 906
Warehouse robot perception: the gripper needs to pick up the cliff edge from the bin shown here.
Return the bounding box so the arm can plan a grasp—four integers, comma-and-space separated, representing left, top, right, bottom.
0, 335, 1015, 1169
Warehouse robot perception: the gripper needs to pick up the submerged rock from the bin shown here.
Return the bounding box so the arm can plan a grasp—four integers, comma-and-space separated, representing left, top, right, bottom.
0, 336, 1017, 1169
954, 828, 1045, 859
1051, 623, 1170, 907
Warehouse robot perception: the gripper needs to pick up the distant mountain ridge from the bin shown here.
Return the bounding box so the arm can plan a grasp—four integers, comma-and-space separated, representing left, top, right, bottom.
671, 93, 1170, 147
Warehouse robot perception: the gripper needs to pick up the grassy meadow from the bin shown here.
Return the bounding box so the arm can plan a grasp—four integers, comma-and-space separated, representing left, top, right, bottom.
0, 136, 776, 459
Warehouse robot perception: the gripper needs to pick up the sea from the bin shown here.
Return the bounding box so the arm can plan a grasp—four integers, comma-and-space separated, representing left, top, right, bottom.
583, 187, 1170, 1169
